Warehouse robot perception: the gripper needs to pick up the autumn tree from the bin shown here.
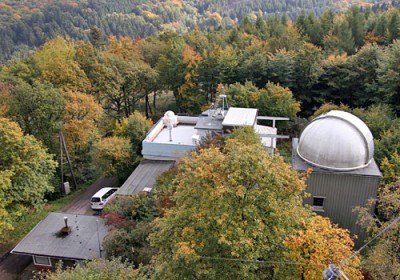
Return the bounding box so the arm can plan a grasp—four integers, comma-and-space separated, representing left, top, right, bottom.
150, 127, 362, 279
226, 81, 300, 119
32, 36, 91, 92
150, 128, 310, 279
0, 118, 57, 236
92, 136, 136, 181
178, 44, 204, 113
62, 90, 103, 180
284, 215, 362, 279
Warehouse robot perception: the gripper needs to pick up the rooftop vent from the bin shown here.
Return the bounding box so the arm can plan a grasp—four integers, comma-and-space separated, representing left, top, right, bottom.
57, 216, 71, 237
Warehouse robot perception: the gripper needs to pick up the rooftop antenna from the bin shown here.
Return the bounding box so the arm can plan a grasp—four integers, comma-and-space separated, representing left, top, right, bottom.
163, 111, 177, 142
211, 87, 229, 119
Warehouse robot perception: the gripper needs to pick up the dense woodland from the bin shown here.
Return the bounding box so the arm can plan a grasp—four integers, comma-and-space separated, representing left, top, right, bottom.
1, 3, 400, 279
0, 0, 392, 62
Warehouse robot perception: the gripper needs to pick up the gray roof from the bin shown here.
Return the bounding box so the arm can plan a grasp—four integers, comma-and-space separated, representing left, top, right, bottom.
11, 212, 108, 260
297, 110, 374, 171
293, 138, 381, 177
194, 116, 223, 131
117, 159, 175, 195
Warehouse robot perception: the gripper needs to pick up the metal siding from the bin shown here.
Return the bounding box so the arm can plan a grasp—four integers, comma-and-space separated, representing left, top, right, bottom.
305, 173, 379, 244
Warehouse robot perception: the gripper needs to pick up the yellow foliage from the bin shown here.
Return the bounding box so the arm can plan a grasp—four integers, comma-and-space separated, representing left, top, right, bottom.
209, 12, 222, 22
284, 216, 362, 279
141, 10, 158, 18
62, 91, 103, 155
325, 53, 348, 64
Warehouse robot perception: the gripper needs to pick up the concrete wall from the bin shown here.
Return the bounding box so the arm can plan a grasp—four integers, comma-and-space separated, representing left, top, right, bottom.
303, 172, 379, 246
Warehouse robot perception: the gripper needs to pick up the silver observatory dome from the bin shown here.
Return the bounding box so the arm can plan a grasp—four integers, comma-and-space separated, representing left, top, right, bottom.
297, 110, 374, 171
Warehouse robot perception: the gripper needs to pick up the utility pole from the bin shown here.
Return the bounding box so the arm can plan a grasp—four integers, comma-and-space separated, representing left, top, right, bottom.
59, 132, 78, 194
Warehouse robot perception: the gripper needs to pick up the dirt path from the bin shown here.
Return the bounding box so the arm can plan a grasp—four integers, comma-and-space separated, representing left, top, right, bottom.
0, 176, 118, 280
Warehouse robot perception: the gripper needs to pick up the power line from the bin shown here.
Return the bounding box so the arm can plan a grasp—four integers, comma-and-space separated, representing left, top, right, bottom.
339, 215, 400, 269
197, 255, 325, 267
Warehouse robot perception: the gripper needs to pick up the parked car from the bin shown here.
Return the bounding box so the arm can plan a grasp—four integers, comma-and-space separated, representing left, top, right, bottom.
90, 187, 118, 210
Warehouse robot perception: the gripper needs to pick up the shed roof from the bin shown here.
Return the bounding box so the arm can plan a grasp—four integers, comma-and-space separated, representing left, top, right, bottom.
222, 107, 258, 127
117, 159, 175, 195
292, 138, 381, 177
11, 213, 108, 260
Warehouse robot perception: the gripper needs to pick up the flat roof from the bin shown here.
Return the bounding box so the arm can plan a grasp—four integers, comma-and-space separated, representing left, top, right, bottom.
117, 160, 175, 195
152, 124, 197, 145
292, 138, 382, 177
11, 213, 108, 260
222, 107, 258, 127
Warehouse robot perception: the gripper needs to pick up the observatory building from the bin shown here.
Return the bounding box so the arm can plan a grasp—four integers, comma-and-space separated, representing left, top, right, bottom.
118, 95, 288, 196
292, 110, 381, 243
141, 95, 287, 160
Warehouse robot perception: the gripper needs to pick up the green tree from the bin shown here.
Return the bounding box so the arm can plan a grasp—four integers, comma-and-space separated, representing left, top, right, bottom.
0, 118, 57, 236
256, 82, 300, 119
103, 193, 158, 266
6, 80, 63, 153
377, 40, 400, 114
348, 43, 383, 107
346, 6, 365, 48
356, 180, 400, 279
114, 111, 153, 156
45, 258, 141, 280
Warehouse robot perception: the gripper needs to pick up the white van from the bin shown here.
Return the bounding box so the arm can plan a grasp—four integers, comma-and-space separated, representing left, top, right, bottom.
90, 187, 118, 210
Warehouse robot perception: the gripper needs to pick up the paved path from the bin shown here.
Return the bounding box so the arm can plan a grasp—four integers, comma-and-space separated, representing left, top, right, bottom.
0, 176, 118, 280
63, 176, 117, 215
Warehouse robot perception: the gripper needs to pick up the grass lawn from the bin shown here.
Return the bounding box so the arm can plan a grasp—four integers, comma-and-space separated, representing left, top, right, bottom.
0, 184, 89, 255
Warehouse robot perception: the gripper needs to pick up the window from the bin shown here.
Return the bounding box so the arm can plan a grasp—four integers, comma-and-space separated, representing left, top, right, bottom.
33, 256, 51, 266
312, 196, 325, 212
102, 189, 115, 200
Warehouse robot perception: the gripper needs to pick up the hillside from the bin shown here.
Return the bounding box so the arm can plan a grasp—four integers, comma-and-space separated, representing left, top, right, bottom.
0, 0, 382, 62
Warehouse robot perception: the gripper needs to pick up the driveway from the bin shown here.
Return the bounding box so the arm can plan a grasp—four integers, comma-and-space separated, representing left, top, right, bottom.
0, 176, 118, 280
62, 176, 118, 215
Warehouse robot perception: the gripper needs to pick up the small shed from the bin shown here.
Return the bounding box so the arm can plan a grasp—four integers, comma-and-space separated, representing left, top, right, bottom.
11, 212, 108, 269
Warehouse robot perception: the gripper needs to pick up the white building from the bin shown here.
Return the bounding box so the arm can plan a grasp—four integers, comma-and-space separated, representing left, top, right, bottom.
118, 96, 288, 195
142, 102, 287, 160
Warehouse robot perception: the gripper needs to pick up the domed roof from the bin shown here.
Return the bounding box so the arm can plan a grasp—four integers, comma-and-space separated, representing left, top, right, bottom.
297, 110, 374, 171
